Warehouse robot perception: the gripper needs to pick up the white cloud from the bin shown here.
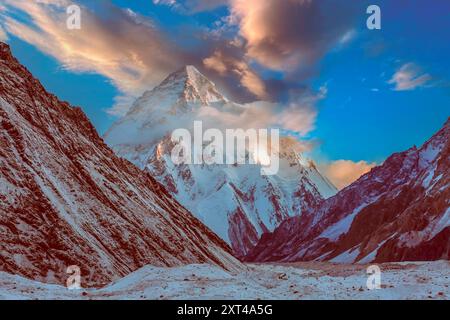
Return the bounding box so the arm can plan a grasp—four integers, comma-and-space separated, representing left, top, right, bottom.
339, 29, 356, 45
275, 85, 326, 135
277, 105, 317, 135
195, 85, 325, 137
388, 63, 432, 91
152, 0, 178, 9
197, 98, 316, 136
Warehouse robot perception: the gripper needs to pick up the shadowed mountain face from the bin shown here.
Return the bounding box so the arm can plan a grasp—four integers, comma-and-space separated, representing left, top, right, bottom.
104, 65, 337, 258
246, 118, 449, 264
0, 42, 242, 287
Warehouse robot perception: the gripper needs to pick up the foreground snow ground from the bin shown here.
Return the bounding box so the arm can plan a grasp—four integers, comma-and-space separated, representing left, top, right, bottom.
1, 261, 448, 300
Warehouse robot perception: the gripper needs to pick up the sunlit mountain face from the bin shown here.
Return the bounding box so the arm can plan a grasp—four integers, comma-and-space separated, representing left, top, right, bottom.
0, 0, 449, 301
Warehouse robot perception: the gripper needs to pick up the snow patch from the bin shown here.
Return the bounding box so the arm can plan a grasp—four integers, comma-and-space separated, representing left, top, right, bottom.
320, 202, 372, 241
330, 246, 360, 263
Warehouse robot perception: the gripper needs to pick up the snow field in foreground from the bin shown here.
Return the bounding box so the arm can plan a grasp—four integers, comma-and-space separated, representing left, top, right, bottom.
1, 261, 449, 300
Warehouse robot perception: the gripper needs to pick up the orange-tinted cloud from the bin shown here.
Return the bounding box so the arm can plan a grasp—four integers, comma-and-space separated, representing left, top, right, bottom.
319, 160, 377, 190
1, 0, 339, 128
1, 0, 279, 113
203, 50, 267, 99
230, 0, 356, 71
1, 0, 186, 115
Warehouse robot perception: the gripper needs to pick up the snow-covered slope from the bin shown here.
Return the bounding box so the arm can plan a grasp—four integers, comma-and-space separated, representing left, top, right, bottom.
246, 118, 450, 263
0, 42, 242, 288
1, 261, 448, 300
104, 66, 337, 257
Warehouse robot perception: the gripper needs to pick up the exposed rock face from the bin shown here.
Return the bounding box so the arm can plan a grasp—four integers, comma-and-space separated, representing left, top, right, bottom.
0, 42, 242, 287
246, 118, 450, 263
104, 65, 337, 258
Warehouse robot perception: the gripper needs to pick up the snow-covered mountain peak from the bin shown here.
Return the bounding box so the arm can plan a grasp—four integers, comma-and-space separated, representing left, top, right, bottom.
144, 65, 227, 108
164, 64, 206, 83
105, 65, 230, 145
105, 66, 338, 257
104, 67, 225, 146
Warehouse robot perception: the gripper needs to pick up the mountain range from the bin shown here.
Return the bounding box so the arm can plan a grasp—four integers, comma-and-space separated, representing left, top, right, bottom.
0, 41, 448, 290
104, 65, 337, 257
246, 117, 449, 263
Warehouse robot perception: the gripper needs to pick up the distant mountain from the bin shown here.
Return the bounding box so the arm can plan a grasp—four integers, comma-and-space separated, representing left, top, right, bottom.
246, 118, 449, 263
0, 42, 241, 287
105, 66, 337, 257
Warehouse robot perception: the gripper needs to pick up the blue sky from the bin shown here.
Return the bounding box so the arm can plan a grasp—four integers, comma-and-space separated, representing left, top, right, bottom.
308, 0, 450, 163
1, 0, 449, 174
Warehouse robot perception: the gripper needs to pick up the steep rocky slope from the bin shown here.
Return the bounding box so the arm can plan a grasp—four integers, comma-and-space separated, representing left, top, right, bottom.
0, 42, 241, 287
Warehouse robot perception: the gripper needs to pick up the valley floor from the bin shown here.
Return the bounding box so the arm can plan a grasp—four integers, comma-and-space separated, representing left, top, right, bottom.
1, 261, 449, 300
